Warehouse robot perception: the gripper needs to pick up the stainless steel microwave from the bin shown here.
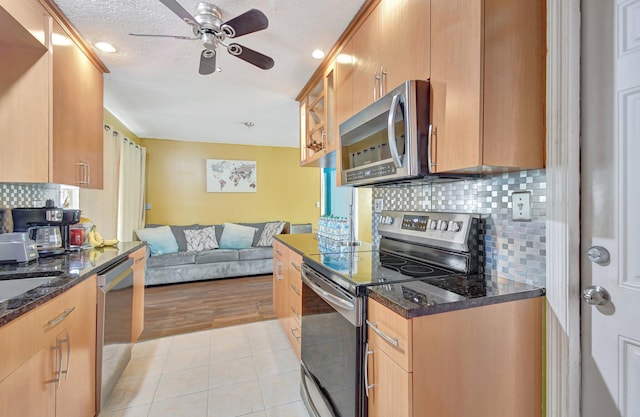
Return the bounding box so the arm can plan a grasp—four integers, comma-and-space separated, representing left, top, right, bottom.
339, 80, 431, 186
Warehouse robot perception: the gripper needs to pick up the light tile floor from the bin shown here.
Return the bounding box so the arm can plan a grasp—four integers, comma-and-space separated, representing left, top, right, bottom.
99, 320, 311, 417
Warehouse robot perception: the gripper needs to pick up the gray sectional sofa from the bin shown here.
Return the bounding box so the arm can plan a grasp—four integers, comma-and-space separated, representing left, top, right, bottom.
137, 222, 288, 286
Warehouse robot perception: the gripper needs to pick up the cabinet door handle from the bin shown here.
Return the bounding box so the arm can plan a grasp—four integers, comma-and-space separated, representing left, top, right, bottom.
364, 343, 375, 397
86, 161, 91, 186
275, 261, 283, 280
52, 342, 63, 388
48, 307, 76, 328
428, 124, 436, 171
59, 332, 71, 381
373, 71, 381, 100
380, 66, 387, 97
290, 327, 301, 341
366, 320, 399, 347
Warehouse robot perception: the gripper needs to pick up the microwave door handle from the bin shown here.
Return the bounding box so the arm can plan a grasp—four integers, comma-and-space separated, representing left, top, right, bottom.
387, 93, 403, 169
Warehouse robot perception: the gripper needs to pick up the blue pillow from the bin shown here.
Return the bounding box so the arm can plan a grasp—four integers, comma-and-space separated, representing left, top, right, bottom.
135, 226, 179, 256
218, 222, 257, 249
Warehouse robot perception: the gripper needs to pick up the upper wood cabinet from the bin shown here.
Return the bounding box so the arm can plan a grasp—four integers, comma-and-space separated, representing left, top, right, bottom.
299, 62, 337, 167
430, 0, 545, 174
51, 19, 104, 189
352, 0, 430, 114
0, 0, 107, 188
0, 0, 50, 183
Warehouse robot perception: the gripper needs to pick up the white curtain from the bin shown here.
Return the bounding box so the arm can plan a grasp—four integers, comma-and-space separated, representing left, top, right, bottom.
117, 138, 146, 242
79, 126, 121, 238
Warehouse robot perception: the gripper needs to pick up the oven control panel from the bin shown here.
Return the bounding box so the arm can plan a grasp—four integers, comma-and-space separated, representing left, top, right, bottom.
378, 210, 480, 252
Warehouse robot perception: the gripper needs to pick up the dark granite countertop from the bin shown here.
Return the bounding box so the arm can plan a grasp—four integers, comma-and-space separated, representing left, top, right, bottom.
0, 241, 146, 327
367, 273, 545, 319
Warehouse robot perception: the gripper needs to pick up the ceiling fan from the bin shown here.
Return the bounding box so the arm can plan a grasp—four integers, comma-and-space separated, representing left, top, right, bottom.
129, 0, 275, 74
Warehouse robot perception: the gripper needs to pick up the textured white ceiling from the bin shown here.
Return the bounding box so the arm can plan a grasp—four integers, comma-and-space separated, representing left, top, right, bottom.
53, 0, 365, 147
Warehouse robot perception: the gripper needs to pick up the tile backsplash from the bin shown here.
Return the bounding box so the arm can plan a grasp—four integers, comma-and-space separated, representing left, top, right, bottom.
0, 183, 80, 233
372, 169, 546, 287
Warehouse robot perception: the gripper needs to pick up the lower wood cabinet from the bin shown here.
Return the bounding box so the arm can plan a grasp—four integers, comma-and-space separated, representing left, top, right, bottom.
130, 246, 147, 343
272, 240, 302, 359
366, 296, 543, 417
0, 276, 97, 417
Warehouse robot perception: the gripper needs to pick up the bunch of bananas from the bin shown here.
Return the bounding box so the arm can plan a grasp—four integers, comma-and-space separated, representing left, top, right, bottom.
88, 225, 119, 248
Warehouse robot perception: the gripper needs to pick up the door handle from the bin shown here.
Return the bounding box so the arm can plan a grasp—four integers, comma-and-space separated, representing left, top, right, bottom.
587, 246, 610, 265
582, 285, 611, 306
387, 93, 403, 169
364, 343, 374, 397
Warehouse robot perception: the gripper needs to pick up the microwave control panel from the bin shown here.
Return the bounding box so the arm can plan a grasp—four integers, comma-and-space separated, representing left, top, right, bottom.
345, 163, 397, 183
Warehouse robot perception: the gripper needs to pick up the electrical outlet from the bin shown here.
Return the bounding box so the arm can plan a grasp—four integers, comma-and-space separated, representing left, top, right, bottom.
511, 191, 532, 221
374, 198, 384, 213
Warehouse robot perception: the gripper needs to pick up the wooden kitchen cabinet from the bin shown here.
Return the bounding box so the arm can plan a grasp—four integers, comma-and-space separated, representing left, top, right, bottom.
272, 240, 303, 358
0, 276, 97, 417
430, 0, 545, 174
130, 246, 147, 343
366, 296, 543, 417
0, 0, 107, 188
0, 0, 51, 183
350, 0, 430, 115
299, 63, 338, 167
285, 251, 303, 359
273, 240, 289, 329
51, 18, 104, 189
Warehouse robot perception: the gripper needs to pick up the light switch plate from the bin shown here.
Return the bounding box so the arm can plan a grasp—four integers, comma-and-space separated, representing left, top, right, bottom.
374, 198, 384, 213
145, 203, 152, 210
511, 191, 532, 221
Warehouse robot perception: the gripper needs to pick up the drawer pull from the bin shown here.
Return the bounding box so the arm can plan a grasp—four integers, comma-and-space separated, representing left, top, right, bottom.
48, 307, 76, 328
275, 248, 283, 256
366, 320, 399, 347
290, 262, 301, 272
290, 327, 301, 341
290, 305, 300, 319
364, 343, 374, 397
290, 283, 301, 296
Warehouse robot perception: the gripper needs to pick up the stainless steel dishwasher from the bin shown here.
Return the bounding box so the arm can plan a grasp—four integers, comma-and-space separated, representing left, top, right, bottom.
96, 257, 134, 412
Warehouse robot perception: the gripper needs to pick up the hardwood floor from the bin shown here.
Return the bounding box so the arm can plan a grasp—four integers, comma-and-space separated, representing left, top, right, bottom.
139, 275, 275, 341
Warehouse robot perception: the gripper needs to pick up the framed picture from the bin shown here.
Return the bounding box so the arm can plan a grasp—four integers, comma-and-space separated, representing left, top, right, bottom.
206, 159, 257, 192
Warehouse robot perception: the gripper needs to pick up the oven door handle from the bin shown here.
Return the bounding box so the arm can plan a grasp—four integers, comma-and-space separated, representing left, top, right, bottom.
301, 265, 355, 311
387, 93, 404, 169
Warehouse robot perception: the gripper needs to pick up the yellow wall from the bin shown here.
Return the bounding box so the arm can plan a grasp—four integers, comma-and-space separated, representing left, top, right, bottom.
141, 138, 321, 225
104, 109, 140, 144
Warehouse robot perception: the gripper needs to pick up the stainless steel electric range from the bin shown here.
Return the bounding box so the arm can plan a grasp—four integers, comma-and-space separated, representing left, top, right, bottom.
299, 210, 481, 417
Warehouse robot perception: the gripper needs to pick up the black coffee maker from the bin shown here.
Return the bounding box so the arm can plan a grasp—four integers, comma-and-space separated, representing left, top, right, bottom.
12, 200, 81, 256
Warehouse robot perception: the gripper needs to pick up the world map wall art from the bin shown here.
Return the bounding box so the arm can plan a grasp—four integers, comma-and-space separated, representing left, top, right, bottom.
206, 159, 257, 193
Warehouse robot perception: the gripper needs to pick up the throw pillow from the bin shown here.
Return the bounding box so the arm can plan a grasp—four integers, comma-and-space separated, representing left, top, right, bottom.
135, 226, 179, 256
184, 226, 219, 252
218, 222, 257, 249
256, 221, 286, 247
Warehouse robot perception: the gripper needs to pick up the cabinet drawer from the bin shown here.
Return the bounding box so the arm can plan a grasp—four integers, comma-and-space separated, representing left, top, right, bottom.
0, 277, 94, 382
367, 298, 412, 372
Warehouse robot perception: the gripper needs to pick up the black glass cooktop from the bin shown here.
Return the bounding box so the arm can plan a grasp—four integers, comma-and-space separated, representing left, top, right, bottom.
303, 249, 456, 292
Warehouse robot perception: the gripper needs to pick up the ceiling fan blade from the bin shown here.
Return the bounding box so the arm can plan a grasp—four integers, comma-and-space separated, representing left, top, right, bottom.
221, 9, 269, 38
129, 33, 198, 40
199, 49, 217, 75
227, 43, 274, 70
158, 0, 199, 27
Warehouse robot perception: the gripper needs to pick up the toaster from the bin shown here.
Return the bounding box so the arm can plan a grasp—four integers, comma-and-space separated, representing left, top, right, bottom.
0, 233, 39, 263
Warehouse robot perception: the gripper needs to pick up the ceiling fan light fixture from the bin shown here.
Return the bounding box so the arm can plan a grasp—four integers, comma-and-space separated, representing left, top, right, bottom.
311, 49, 325, 60
95, 41, 116, 53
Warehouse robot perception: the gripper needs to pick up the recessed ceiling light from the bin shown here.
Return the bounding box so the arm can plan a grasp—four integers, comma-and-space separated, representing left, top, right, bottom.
95, 42, 116, 53
311, 49, 325, 60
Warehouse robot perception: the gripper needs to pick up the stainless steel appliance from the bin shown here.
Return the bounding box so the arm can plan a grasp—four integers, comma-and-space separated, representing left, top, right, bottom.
339, 80, 433, 186
0, 232, 38, 263
96, 258, 134, 413
300, 210, 480, 417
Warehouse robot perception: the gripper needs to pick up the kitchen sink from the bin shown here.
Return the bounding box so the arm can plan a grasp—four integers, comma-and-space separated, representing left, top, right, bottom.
0, 277, 56, 302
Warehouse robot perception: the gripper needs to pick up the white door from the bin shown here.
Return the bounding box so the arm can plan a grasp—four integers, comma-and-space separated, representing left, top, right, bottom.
581, 0, 640, 416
